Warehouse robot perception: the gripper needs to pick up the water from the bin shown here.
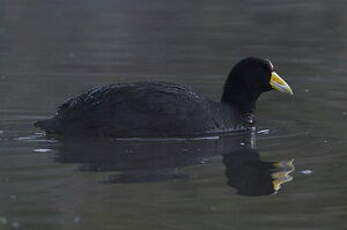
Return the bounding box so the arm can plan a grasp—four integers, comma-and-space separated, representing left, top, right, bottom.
1, 0, 347, 229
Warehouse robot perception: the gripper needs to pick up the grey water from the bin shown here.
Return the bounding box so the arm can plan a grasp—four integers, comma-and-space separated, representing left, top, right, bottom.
1, 0, 347, 229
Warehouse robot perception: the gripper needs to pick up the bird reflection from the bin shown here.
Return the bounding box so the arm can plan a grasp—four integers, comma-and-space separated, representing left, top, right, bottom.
223, 149, 294, 196
54, 133, 294, 196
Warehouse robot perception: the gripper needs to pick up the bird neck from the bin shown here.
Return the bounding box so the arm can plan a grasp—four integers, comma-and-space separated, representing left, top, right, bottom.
221, 68, 262, 115
221, 87, 259, 115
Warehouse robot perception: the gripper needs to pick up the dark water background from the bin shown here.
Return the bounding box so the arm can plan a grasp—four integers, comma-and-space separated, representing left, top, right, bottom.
1, 0, 347, 229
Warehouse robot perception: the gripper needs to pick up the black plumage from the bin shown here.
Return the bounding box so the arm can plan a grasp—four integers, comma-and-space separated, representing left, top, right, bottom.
34, 57, 285, 138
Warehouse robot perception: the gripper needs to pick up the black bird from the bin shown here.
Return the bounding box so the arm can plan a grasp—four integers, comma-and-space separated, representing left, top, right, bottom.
34, 57, 293, 138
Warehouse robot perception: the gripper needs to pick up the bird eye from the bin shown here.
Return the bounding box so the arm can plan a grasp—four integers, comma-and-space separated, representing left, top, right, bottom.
264, 59, 274, 70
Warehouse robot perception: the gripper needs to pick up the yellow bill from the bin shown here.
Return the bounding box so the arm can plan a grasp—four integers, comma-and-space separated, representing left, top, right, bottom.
270, 72, 294, 95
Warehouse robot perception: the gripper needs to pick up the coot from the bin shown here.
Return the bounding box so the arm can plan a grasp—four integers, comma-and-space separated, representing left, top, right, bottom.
34, 57, 293, 138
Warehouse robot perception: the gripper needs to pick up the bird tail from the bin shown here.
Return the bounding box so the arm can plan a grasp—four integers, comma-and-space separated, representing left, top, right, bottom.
34, 118, 62, 133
